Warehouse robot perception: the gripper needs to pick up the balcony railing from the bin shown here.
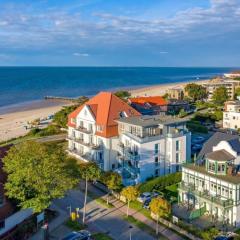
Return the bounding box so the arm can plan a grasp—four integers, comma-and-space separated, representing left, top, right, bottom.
178, 182, 234, 208
117, 143, 140, 161
76, 126, 93, 134
67, 136, 102, 150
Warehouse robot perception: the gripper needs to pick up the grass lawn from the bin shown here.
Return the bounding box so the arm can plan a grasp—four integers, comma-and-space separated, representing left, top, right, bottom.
92, 233, 113, 240
95, 198, 114, 208
129, 201, 151, 219
163, 184, 178, 203
123, 215, 168, 240
0, 135, 39, 146
64, 219, 86, 231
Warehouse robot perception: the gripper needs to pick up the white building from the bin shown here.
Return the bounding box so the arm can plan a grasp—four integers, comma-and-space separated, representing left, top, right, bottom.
224, 71, 240, 79
203, 78, 240, 101
223, 101, 240, 130
67, 92, 141, 171
178, 132, 240, 226
115, 115, 191, 185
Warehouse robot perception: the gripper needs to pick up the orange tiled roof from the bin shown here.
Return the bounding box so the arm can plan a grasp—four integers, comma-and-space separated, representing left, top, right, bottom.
129, 96, 168, 106
68, 92, 141, 138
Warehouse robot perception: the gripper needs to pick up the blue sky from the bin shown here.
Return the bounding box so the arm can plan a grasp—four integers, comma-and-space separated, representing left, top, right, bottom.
0, 0, 239, 66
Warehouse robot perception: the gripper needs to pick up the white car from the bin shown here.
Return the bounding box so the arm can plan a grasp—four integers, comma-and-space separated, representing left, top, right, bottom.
137, 192, 151, 203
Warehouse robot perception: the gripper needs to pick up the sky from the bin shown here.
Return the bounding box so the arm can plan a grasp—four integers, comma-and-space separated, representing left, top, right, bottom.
0, 0, 240, 66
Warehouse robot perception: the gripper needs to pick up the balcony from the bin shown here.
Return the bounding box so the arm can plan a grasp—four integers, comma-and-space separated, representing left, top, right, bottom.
115, 165, 140, 186
76, 126, 93, 134
166, 129, 189, 138
178, 182, 233, 208
117, 143, 140, 161
67, 136, 102, 150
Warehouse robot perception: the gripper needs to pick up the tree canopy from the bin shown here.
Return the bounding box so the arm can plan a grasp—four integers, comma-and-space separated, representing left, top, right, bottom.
235, 87, 240, 99
212, 86, 229, 105
3, 141, 78, 213
184, 83, 207, 101
53, 96, 88, 128
114, 91, 131, 100
101, 171, 122, 192
79, 162, 101, 181
150, 197, 171, 218
121, 186, 139, 202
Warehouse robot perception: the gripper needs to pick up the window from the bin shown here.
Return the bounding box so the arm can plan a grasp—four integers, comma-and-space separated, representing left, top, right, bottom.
176, 140, 180, 151
154, 144, 159, 154
0, 220, 5, 229
97, 125, 104, 132
155, 156, 159, 162
176, 153, 180, 163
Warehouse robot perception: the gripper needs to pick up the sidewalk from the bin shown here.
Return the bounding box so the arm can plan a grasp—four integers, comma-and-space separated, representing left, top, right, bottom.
29, 204, 68, 240
89, 184, 184, 240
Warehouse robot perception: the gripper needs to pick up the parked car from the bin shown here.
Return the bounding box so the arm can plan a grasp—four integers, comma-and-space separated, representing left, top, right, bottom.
143, 199, 151, 209
137, 192, 151, 203
62, 230, 91, 240
192, 136, 205, 144
151, 191, 160, 198
214, 236, 234, 240
192, 144, 203, 151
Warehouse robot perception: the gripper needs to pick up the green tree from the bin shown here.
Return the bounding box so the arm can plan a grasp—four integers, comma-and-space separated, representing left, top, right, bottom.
178, 108, 188, 118
53, 96, 88, 128
149, 197, 171, 235
185, 83, 208, 101
114, 91, 131, 100
201, 228, 219, 240
235, 87, 240, 99
80, 163, 101, 224
212, 86, 229, 105
101, 171, 122, 204
121, 186, 139, 216
3, 141, 78, 213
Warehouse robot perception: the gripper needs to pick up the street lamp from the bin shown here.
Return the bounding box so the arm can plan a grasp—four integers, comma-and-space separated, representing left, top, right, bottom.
129, 225, 133, 240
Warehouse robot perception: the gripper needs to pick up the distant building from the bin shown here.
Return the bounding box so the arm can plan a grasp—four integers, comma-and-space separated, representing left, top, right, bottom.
203, 77, 240, 101
224, 71, 240, 79
223, 100, 240, 130
167, 86, 184, 100
116, 115, 191, 185
128, 96, 168, 115
128, 96, 190, 115
67, 92, 141, 171
178, 132, 240, 226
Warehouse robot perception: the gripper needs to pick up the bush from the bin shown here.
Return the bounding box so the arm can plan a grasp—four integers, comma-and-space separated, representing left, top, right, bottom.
187, 121, 208, 133
28, 125, 61, 137
138, 172, 181, 193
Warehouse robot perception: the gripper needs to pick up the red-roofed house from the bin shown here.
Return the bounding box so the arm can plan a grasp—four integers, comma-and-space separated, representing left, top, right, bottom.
67, 92, 141, 170
128, 96, 168, 115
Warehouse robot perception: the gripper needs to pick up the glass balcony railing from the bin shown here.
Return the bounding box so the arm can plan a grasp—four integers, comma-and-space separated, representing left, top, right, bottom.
178, 182, 234, 208
76, 126, 93, 134
67, 136, 102, 150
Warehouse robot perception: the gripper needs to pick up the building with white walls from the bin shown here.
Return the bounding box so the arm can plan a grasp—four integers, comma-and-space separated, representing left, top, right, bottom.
223, 100, 240, 130
115, 115, 191, 185
178, 132, 240, 226
67, 92, 141, 171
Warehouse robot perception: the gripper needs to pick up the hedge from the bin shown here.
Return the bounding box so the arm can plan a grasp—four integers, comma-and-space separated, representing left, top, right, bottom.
138, 172, 181, 193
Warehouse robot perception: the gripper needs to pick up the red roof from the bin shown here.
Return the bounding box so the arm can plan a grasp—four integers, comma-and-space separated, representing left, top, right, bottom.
68, 92, 141, 138
129, 96, 168, 106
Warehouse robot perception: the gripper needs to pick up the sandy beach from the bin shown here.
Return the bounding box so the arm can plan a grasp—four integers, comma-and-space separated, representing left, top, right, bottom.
0, 101, 71, 142
0, 79, 210, 142
129, 79, 209, 97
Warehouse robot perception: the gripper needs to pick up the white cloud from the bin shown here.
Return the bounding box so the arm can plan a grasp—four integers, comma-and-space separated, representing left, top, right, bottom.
73, 52, 89, 57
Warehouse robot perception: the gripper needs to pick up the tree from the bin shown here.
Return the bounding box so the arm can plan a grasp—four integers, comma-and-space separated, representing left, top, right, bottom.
121, 186, 139, 216
178, 108, 188, 118
53, 96, 88, 128
201, 228, 219, 240
101, 171, 122, 204
3, 141, 78, 213
114, 91, 131, 100
80, 163, 101, 224
149, 197, 171, 235
212, 86, 229, 105
184, 83, 208, 101
235, 87, 240, 99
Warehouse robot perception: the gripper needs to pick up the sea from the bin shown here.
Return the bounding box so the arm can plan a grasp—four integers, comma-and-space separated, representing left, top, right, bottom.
0, 67, 237, 112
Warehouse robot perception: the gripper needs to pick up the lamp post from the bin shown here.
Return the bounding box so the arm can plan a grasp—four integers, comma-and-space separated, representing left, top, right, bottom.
129, 225, 133, 240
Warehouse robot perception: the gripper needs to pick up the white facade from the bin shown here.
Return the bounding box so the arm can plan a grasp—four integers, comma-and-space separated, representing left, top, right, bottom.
223, 101, 240, 130
116, 116, 191, 185
178, 140, 240, 226
68, 105, 118, 171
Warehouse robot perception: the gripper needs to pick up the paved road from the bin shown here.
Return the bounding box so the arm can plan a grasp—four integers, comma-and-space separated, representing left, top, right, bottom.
52, 189, 156, 240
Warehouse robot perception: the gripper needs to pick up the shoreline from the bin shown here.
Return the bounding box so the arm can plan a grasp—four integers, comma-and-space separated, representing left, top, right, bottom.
0, 78, 210, 141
